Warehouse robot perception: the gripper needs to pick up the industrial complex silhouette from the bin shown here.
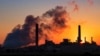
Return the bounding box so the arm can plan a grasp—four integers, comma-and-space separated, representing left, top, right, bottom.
0, 24, 100, 55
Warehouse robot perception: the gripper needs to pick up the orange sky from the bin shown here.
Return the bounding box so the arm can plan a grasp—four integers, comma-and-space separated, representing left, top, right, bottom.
0, 0, 100, 45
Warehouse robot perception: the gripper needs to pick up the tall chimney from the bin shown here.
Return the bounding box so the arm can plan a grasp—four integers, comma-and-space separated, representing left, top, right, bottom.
91, 37, 93, 43
35, 23, 38, 46
77, 25, 82, 44
84, 37, 86, 43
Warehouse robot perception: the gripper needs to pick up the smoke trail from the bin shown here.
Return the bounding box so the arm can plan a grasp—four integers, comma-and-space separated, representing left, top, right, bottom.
87, 0, 94, 5
70, 0, 79, 12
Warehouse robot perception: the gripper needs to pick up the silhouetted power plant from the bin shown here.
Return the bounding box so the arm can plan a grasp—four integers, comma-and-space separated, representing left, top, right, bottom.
77, 25, 82, 44
1, 24, 99, 55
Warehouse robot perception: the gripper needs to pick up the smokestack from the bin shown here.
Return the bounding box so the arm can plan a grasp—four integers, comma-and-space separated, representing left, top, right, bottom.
77, 25, 82, 44
84, 37, 86, 43
91, 37, 93, 43
35, 23, 39, 46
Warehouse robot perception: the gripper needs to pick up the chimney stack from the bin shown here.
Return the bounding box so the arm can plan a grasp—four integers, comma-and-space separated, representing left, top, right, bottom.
77, 25, 82, 44
35, 23, 39, 46
84, 37, 86, 43
91, 37, 93, 43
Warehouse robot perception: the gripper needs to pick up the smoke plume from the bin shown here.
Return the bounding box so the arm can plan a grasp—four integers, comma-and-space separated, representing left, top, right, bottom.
87, 0, 94, 5
3, 6, 70, 48
70, 0, 79, 12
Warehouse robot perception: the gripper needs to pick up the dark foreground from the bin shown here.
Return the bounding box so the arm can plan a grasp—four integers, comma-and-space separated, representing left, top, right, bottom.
0, 45, 100, 55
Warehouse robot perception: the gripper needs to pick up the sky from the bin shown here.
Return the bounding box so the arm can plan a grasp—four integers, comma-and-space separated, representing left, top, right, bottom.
0, 0, 100, 45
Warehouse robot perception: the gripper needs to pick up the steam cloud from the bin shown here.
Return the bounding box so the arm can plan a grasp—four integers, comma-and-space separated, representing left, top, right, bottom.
3, 6, 70, 48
